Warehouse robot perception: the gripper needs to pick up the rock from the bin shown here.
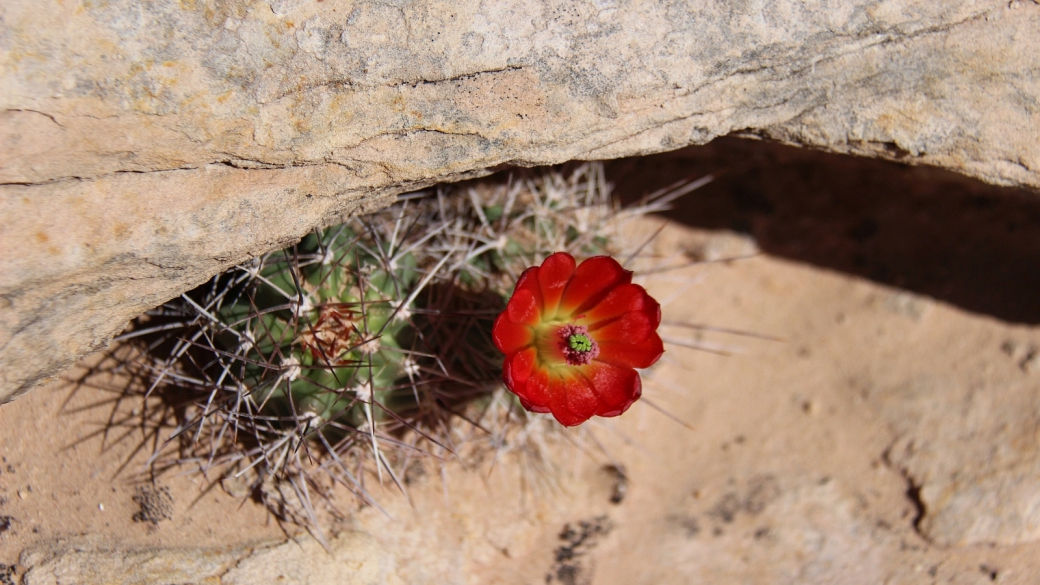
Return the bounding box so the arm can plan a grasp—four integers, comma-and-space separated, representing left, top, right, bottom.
1022, 351, 1040, 374
881, 375, 1040, 546
221, 532, 401, 585
19, 537, 254, 585
2, 0, 1039, 402
660, 476, 891, 584
19, 533, 399, 585
883, 292, 933, 322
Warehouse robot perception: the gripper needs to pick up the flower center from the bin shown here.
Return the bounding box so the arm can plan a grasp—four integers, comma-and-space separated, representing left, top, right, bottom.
568, 333, 593, 352
559, 324, 599, 366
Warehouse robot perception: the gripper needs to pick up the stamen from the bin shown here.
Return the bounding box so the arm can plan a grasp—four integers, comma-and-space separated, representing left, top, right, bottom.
559, 324, 599, 365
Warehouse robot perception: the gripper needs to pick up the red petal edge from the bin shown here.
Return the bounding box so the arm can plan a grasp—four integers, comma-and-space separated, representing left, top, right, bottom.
522, 368, 552, 412
509, 347, 537, 385
596, 333, 664, 370
581, 283, 656, 327
538, 252, 576, 318
560, 256, 632, 317
505, 288, 540, 326
581, 361, 642, 417
590, 311, 654, 344
514, 266, 543, 309
547, 371, 598, 427
492, 312, 534, 354
518, 396, 551, 413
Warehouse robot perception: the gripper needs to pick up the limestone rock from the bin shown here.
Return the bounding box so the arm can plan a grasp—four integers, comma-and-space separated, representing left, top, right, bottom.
19, 537, 254, 585
657, 475, 891, 584
845, 287, 1040, 547
882, 375, 1040, 546
222, 532, 402, 585
2, 0, 1038, 402
19, 533, 398, 585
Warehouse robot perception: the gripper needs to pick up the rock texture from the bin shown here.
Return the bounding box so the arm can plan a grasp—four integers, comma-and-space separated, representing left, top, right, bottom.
18, 533, 396, 585
19, 537, 254, 585
879, 356, 1040, 546
2, 0, 1039, 402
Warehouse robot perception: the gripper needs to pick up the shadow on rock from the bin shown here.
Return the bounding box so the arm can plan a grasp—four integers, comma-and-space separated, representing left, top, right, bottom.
608, 136, 1040, 324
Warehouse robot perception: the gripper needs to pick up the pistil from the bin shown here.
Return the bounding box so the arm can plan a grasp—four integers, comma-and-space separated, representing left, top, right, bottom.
559, 324, 599, 365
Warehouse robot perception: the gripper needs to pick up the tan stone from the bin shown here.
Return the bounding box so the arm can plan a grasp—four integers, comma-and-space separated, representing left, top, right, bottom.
222, 532, 403, 585
17, 533, 397, 585
20, 537, 254, 585
882, 373, 1040, 546
2, 0, 1039, 402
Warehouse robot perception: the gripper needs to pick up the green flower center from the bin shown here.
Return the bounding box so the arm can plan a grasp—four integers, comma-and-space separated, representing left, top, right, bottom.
559, 324, 599, 366
568, 333, 593, 352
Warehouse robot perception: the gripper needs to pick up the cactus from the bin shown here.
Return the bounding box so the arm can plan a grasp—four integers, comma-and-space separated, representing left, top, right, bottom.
118, 162, 705, 535
213, 227, 422, 433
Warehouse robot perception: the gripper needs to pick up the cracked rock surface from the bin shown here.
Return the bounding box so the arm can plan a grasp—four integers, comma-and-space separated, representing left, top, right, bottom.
17, 532, 396, 585
2, 0, 1039, 402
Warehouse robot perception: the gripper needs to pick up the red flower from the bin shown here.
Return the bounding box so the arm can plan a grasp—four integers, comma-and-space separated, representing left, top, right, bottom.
492, 252, 664, 426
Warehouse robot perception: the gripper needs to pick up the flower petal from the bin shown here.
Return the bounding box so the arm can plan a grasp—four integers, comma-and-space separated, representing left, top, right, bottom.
502, 351, 522, 393
581, 361, 642, 417
511, 265, 543, 312
597, 333, 664, 369
509, 347, 537, 385
522, 367, 552, 412
560, 256, 632, 316
590, 310, 652, 343
518, 396, 550, 414
547, 370, 597, 427
580, 283, 660, 328
492, 312, 534, 354
506, 288, 540, 326
537, 252, 576, 318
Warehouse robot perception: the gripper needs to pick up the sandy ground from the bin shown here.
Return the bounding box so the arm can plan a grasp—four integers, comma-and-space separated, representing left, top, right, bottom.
2, 139, 1040, 584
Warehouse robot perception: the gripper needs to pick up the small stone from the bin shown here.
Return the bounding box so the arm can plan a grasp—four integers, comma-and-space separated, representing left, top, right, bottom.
1019, 350, 1040, 374
698, 231, 760, 262
1001, 340, 1032, 363
1001, 340, 1022, 358
884, 293, 932, 322
802, 400, 819, 415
